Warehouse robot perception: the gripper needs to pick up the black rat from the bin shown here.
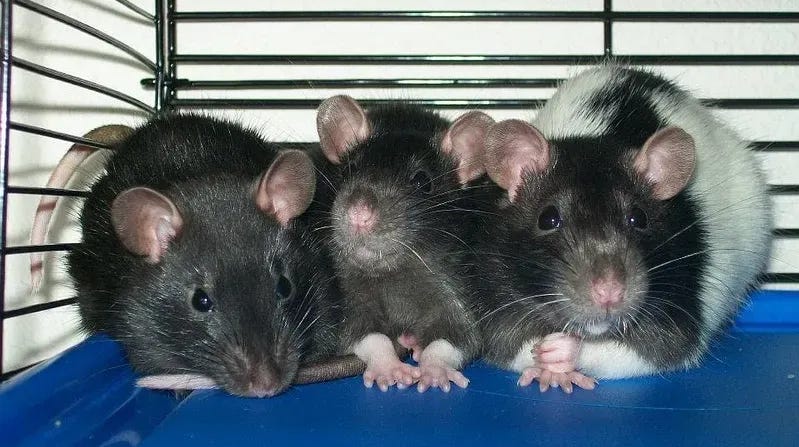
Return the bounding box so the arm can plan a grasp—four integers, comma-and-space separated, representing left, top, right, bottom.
41, 114, 363, 397
473, 65, 771, 392
314, 96, 494, 392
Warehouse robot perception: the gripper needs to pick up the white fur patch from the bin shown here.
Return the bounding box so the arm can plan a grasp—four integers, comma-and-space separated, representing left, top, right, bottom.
351, 332, 396, 364
508, 338, 541, 372
419, 339, 465, 369
577, 340, 657, 379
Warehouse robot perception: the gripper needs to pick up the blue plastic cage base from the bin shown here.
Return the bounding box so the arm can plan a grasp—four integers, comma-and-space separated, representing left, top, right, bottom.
2, 290, 798, 446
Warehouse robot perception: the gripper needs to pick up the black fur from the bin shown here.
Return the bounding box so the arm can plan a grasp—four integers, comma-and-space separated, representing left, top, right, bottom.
69, 114, 342, 396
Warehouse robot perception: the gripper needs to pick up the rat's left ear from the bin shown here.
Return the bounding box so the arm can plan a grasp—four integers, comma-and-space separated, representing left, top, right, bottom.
254, 150, 317, 226
633, 126, 696, 200
441, 111, 495, 185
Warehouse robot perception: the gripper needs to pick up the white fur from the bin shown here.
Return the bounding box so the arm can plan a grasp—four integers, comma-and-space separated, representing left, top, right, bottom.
577, 340, 658, 379
507, 338, 540, 372
532, 64, 772, 369
351, 332, 397, 364
419, 339, 465, 369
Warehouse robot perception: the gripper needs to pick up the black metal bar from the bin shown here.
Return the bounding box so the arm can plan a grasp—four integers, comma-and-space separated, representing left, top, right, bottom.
773, 229, 799, 238
762, 273, 799, 283
154, 0, 165, 111
13, 57, 155, 113
172, 54, 799, 65
603, 0, 613, 57
4, 243, 79, 255
0, 0, 14, 378
13, 0, 156, 71
3, 297, 77, 319
9, 122, 113, 150
170, 97, 799, 110
6, 186, 89, 197
172, 10, 799, 22
165, 0, 176, 109
769, 185, 799, 194
143, 78, 563, 89
115, 0, 154, 22
750, 141, 799, 151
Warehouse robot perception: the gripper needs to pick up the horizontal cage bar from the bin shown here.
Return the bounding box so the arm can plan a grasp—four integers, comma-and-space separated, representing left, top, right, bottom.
6, 186, 89, 198
14, 0, 156, 71
172, 54, 799, 65
13, 57, 155, 113
9, 122, 113, 150
3, 243, 78, 255
2, 297, 77, 320
173, 10, 799, 22
143, 78, 564, 89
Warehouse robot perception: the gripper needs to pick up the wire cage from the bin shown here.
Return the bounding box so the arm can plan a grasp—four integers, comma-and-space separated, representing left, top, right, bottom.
0, 0, 798, 445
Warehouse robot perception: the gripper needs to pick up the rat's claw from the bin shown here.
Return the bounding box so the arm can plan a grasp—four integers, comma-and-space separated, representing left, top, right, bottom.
517, 367, 542, 387
416, 364, 468, 393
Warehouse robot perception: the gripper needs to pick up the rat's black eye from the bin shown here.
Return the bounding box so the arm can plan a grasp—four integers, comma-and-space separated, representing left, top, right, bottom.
411, 170, 432, 194
191, 288, 214, 313
627, 206, 648, 230
275, 275, 293, 300
538, 205, 563, 231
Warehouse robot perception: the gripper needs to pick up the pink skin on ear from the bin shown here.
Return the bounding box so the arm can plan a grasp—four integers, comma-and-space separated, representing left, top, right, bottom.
255, 150, 317, 227
111, 187, 183, 264
484, 119, 550, 202
316, 95, 372, 164
441, 111, 495, 185
633, 126, 696, 201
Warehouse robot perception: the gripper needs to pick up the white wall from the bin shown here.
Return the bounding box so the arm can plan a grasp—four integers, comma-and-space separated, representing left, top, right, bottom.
3, 0, 798, 374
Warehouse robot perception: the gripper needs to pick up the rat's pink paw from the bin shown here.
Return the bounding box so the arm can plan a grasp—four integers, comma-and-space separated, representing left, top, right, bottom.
517, 367, 596, 393
397, 333, 423, 362
416, 364, 469, 393
535, 332, 581, 373
363, 359, 420, 392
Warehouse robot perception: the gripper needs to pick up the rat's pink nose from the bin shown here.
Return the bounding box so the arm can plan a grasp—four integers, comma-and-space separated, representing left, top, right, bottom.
590, 275, 625, 309
347, 200, 377, 234
247, 376, 280, 398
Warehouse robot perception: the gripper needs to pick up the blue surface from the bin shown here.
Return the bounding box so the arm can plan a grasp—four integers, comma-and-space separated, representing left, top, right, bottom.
2, 290, 799, 446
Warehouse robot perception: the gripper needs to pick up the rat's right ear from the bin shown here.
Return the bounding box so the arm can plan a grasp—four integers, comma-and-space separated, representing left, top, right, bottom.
484, 119, 550, 202
254, 150, 316, 227
316, 95, 371, 164
111, 187, 183, 264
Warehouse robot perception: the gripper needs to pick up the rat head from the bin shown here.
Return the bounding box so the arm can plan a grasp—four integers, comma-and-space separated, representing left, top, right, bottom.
486, 120, 701, 338
110, 151, 332, 397
316, 95, 493, 273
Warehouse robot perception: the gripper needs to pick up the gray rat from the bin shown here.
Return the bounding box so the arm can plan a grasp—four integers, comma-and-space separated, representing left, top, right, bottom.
314, 96, 494, 392
60, 114, 362, 397
472, 64, 772, 392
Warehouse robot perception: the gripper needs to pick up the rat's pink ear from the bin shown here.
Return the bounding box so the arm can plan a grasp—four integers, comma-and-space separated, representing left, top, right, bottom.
316, 95, 371, 164
484, 119, 550, 202
111, 187, 183, 264
441, 110, 495, 185
633, 126, 696, 200
255, 150, 316, 226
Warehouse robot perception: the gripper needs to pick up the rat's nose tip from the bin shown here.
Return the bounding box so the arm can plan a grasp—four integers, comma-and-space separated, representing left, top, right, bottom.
347, 200, 378, 234
590, 275, 625, 309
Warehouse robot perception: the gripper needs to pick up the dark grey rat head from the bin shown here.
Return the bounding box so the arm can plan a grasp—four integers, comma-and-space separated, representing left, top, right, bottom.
108, 151, 335, 398
315, 95, 494, 274
484, 120, 705, 340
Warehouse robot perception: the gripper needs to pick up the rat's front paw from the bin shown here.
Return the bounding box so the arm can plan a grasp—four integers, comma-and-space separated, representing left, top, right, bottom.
416, 363, 469, 393
517, 367, 597, 393
363, 359, 420, 392
534, 332, 581, 373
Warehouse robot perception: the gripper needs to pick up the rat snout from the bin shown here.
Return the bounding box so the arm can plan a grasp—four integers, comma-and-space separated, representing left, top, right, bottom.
347, 199, 378, 234
243, 365, 282, 398
590, 273, 626, 310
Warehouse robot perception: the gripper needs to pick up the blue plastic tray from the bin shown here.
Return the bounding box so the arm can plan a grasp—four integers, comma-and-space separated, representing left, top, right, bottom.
2, 290, 798, 446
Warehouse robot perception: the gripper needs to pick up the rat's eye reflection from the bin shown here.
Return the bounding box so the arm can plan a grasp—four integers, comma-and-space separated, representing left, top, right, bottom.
275, 275, 293, 300
538, 205, 563, 231
627, 206, 648, 230
411, 170, 432, 194
191, 288, 214, 312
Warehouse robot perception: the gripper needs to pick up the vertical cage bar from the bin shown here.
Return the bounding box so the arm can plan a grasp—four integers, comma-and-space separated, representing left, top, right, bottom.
603, 0, 613, 57
0, 0, 13, 376
165, 0, 175, 110
154, 0, 165, 111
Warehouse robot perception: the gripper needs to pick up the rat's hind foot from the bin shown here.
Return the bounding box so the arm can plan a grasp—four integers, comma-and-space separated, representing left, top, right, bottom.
517, 367, 596, 393
416, 363, 469, 393
363, 359, 420, 392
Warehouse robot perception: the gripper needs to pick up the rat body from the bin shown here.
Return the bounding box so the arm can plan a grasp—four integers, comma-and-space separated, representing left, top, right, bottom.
68, 114, 359, 397
314, 96, 494, 392
474, 65, 771, 391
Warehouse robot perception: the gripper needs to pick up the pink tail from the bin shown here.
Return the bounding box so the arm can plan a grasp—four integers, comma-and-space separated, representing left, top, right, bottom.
30, 125, 134, 290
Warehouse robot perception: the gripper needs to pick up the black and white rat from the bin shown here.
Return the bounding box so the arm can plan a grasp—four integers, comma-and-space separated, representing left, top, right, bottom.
473, 64, 772, 392
314, 96, 494, 392
63, 114, 362, 397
